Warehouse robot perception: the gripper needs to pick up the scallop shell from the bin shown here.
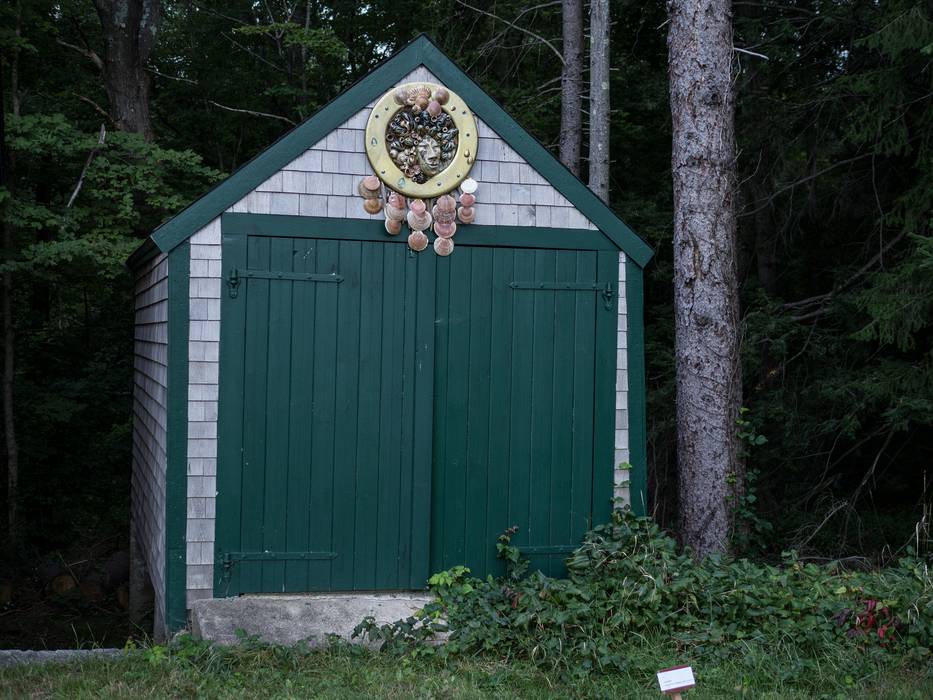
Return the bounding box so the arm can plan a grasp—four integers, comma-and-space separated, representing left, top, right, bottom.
458, 206, 475, 224
387, 192, 406, 209
358, 180, 381, 199
408, 231, 429, 252
385, 204, 407, 221
432, 205, 456, 225
385, 218, 402, 235
363, 198, 383, 215
427, 100, 442, 117
434, 237, 454, 256
459, 193, 476, 207
436, 194, 457, 212
434, 221, 457, 238
407, 210, 432, 231
409, 198, 427, 215
460, 178, 478, 194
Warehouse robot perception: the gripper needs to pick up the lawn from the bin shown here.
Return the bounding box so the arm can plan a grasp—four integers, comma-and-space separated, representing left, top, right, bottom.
1, 639, 930, 699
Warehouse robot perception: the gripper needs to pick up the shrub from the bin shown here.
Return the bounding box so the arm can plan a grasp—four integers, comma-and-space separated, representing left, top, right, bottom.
355, 511, 933, 679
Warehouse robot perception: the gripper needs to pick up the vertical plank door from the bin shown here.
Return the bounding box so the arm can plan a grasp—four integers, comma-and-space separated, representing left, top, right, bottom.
431, 246, 617, 578
215, 233, 434, 594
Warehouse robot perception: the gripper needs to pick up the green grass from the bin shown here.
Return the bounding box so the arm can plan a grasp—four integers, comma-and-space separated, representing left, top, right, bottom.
0, 639, 930, 699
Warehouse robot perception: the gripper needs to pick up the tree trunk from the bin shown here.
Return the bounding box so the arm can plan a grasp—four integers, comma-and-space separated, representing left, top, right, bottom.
668, 0, 742, 558
588, 0, 610, 202
93, 0, 160, 140
1, 40, 20, 550
560, 0, 583, 175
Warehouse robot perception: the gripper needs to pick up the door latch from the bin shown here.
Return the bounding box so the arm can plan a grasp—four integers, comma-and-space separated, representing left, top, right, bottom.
601, 282, 614, 310
226, 268, 240, 298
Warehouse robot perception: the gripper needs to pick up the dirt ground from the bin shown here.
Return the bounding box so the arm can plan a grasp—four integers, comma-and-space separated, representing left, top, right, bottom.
0, 536, 150, 650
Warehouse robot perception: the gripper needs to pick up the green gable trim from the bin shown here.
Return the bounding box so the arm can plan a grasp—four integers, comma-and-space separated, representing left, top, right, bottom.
417, 41, 653, 267
149, 35, 653, 267
149, 38, 422, 255
625, 257, 648, 516
221, 213, 617, 250
165, 243, 190, 633
126, 237, 160, 273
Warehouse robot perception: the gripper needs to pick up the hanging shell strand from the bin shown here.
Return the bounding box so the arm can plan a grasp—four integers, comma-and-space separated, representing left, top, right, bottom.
358, 175, 383, 215
372, 177, 477, 255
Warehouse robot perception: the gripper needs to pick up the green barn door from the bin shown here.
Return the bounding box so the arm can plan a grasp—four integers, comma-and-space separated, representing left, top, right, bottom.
216, 233, 435, 595
431, 247, 617, 578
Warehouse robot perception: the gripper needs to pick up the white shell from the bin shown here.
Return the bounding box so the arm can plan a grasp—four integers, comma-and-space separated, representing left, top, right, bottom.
460, 177, 478, 194
407, 210, 433, 231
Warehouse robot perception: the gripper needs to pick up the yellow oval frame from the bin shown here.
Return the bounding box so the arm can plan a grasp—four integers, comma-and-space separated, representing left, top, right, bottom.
365, 82, 479, 198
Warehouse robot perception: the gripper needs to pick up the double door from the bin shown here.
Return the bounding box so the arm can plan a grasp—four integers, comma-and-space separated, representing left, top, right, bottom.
215, 229, 616, 594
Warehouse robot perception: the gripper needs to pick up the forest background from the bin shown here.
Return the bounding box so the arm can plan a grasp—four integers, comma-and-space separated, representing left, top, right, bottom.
0, 0, 930, 644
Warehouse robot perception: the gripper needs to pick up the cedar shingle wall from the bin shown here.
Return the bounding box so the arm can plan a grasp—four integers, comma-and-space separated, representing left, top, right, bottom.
132, 253, 169, 632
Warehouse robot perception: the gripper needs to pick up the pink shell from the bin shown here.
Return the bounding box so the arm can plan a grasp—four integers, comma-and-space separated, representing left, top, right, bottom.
459, 193, 476, 207
433, 88, 450, 105
388, 192, 406, 208
363, 199, 383, 215
434, 222, 457, 238
362, 175, 380, 191
432, 206, 456, 224
408, 231, 429, 252
407, 210, 432, 231
458, 206, 475, 224
409, 198, 427, 215
436, 194, 457, 212
434, 237, 454, 256
427, 100, 442, 117
385, 218, 402, 235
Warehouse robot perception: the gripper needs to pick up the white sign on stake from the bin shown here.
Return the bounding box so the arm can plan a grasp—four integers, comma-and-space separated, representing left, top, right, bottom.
657, 665, 696, 696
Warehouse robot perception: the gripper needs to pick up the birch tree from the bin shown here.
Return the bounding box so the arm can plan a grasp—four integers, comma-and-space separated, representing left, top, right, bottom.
560, 0, 583, 174
668, 0, 742, 557
588, 0, 609, 202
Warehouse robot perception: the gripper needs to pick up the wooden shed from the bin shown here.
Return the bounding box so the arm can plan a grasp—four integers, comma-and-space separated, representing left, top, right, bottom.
127, 35, 653, 639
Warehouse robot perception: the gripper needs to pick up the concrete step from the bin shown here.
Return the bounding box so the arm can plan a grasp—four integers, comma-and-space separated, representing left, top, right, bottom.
190, 593, 434, 646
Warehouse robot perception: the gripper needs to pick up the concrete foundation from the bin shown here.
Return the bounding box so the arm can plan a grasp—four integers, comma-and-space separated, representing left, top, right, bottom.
189, 593, 434, 646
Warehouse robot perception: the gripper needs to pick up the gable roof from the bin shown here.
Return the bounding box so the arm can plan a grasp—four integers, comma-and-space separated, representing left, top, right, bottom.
135, 34, 654, 268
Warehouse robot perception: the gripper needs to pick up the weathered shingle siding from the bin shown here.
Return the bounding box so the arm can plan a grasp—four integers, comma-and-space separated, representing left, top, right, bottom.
614, 254, 630, 507
182, 64, 628, 604
185, 219, 221, 607
132, 253, 169, 632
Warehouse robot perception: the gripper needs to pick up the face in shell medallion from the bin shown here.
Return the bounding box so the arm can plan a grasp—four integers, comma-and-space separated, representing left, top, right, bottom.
366, 82, 478, 198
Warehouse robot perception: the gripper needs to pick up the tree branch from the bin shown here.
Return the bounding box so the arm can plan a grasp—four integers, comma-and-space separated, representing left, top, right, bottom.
740, 153, 875, 218
72, 92, 113, 123
785, 229, 908, 317
56, 39, 103, 71
67, 124, 107, 208
207, 101, 296, 125
455, 0, 565, 65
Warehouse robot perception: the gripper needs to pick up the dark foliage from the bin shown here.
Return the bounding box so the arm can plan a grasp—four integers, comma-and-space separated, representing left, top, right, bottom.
0, 0, 930, 651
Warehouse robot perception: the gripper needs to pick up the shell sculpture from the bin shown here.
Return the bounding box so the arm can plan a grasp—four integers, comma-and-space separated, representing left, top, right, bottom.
358, 175, 383, 215
374, 178, 476, 254
432, 195, 457, 241
407, 199, 432, 251
457, 180, 478, 224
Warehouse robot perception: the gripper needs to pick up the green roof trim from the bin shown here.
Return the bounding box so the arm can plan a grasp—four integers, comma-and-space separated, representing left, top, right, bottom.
145, 34, 654, 267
